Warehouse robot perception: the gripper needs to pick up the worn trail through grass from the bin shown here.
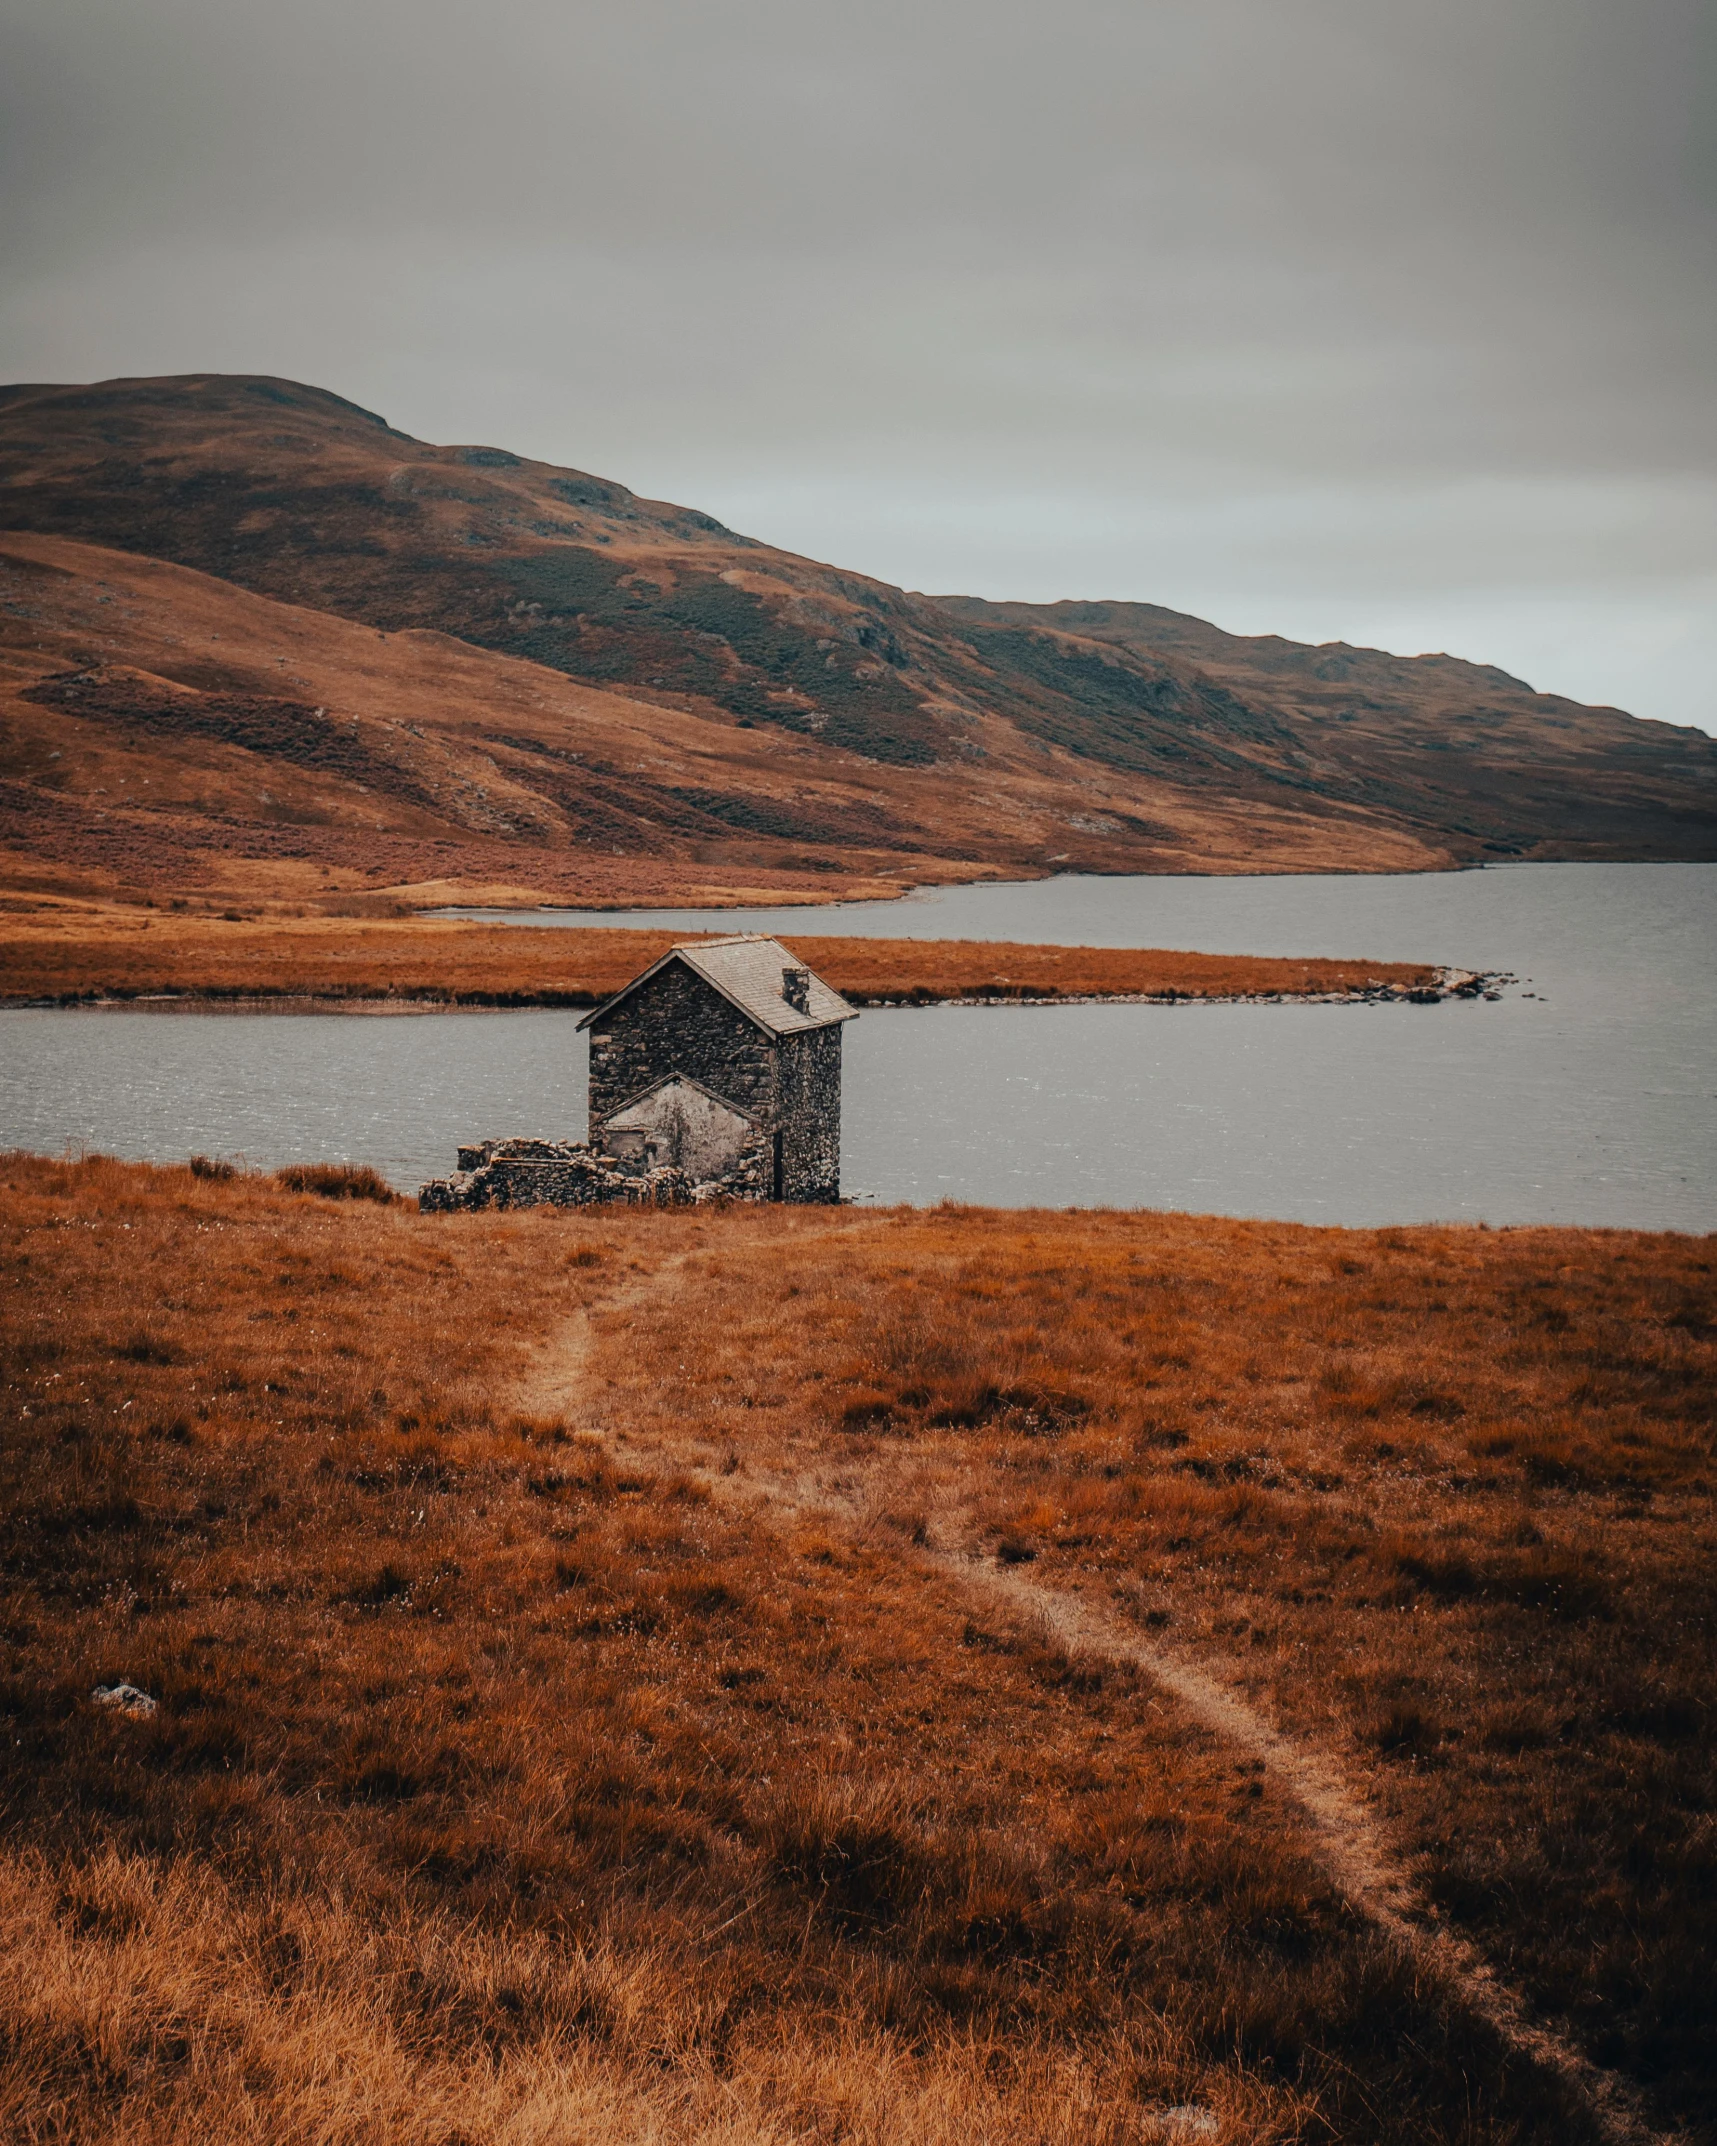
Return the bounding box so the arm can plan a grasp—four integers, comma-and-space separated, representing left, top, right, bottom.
520, 1243, 1669, 2146
10, 1158, 1712, 2141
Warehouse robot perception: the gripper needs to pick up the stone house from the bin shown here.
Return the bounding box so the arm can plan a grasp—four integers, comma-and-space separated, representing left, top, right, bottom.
419, 935, 857, 1210
580, 935, 857, 1202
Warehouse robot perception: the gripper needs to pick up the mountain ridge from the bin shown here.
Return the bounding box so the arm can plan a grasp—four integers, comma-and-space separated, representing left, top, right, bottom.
1, 372, 1712, 905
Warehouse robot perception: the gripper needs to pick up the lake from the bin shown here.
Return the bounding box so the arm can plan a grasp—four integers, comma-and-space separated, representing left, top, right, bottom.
5, 863, 1713, 1229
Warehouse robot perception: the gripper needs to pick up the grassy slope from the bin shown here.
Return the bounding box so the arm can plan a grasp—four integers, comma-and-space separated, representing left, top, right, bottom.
0, 531, 1005, 908
932, 596, 1717, 866
0, 529, 1426, 912
3, 1156, 1712, 2142
3, 375, 1713, 908
0, 906, 1443, 1007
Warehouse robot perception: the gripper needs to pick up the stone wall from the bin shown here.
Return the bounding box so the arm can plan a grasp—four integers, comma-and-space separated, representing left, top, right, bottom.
602, 1076, 757, 1183
422, 1140, 659, 1211
420, 1135, 770, 1212
588, 961, 779, 1128
776, 1025, 843, 1202
424, 954, 846, 1211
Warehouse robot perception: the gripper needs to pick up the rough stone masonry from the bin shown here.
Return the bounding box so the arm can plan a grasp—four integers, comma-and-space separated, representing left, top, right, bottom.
419, 935, 858, 1211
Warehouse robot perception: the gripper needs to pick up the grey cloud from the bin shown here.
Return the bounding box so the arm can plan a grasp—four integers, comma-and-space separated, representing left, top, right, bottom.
0, 0, 1712, 726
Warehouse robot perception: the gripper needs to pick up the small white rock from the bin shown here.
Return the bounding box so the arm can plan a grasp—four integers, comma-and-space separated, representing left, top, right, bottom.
92, 1683, 158, 1718
1152, 2111, 1220, 2142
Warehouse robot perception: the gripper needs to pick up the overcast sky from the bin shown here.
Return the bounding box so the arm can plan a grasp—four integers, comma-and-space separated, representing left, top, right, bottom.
3, 0, 1713, 729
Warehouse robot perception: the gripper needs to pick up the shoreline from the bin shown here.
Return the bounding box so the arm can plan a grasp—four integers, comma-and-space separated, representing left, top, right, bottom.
422, 859, 1477, 920
0, 917, 1460, 1010
422, 855, 1708, 925
4, 967, 1505, 1015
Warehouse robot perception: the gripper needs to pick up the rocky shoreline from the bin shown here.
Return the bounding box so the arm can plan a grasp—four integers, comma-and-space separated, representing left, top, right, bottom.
819, 967, 1511, 1011
10, 968, 1511, 1014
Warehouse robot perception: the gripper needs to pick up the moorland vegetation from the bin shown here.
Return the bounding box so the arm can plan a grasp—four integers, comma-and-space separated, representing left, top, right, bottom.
0, 902, 1444, 1009
3, 1153, 1711, 2143
3, 376, 1713, 922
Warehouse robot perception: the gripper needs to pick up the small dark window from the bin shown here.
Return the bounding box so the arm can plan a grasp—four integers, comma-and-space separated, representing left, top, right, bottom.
772, 1129, 785, 1201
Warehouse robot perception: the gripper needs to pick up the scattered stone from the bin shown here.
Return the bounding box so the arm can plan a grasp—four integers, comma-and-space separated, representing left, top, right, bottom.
92, 1682, 158, 1718
420, 1138, 755, 1212
1150, 2109, 1221, 2141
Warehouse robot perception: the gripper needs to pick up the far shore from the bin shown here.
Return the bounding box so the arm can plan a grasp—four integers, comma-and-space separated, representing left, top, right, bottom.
9, 982, 1492, 1015
0, 905, 1467, 1010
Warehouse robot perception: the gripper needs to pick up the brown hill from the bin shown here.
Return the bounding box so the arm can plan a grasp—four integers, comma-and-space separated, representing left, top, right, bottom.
933, 594, 1717, 861
1, 372, 1712, 905
0, 532, 1425, 908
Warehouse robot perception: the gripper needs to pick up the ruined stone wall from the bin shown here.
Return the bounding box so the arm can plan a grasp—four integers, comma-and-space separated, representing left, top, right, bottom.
423, 1140, 655, 1211
602, 1077, 756, 1183
420, 1135, 771, 1212
588, 961, 778, 1128
776, 1025, 843, 1203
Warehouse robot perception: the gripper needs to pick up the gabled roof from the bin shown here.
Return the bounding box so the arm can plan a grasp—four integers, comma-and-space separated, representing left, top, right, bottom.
576, 935, 859, 1039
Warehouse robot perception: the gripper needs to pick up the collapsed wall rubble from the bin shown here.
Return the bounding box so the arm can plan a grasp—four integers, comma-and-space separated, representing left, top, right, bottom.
418, 1134, 770, 1212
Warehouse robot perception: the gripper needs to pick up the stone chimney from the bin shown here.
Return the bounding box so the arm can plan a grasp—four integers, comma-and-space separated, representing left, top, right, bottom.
782, 964, 811, 1014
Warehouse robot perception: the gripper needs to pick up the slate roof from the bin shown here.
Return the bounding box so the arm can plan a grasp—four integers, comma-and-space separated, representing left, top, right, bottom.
576, 935, 859, 1039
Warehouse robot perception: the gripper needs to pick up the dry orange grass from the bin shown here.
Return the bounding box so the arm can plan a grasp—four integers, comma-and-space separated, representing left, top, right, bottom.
4, 1158, 1710, 2142
608, 1206, 1717, 2138
0, 904, 1440, 1007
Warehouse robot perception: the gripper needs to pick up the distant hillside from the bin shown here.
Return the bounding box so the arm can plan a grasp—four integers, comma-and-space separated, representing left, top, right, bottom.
930, 594, 1717, 865
0, 530, 982, 907
0, 531, 1438, 909
1, 372, 1712, 903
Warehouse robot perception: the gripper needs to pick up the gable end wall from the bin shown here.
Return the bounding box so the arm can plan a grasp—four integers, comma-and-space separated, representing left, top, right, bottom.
588, 961, 778, 1130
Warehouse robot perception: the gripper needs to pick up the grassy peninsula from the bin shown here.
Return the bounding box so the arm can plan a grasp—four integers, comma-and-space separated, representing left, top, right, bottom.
3, 1154, 1711, 2143
1, 901, 1448, 1008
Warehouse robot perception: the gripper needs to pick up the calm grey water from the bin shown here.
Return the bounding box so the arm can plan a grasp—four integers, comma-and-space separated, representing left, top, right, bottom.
6, 864, 1714, 1228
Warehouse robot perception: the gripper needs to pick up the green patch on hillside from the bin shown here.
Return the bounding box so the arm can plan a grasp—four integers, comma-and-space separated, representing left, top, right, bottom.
957, 625, 1291, 777
486, 555, 942, 767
